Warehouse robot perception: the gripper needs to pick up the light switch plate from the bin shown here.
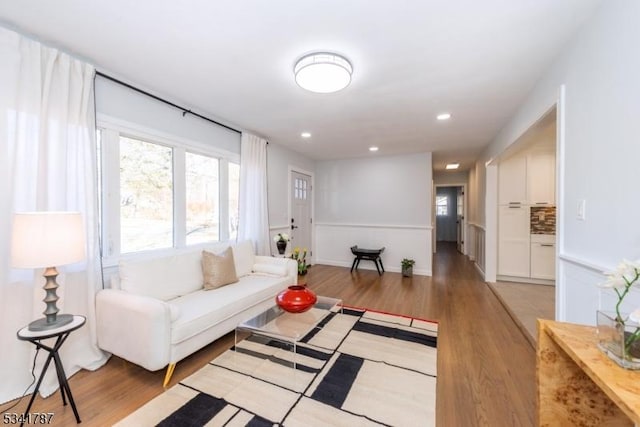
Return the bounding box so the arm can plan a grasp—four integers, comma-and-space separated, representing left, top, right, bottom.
577, 200, 586, 221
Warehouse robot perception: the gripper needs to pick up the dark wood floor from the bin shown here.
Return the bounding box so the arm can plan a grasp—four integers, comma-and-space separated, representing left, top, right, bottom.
2, 242, 536, 426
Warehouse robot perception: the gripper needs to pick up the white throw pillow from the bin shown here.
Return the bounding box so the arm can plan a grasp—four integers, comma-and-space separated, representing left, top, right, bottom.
232, 240, 255, 277
119, 251, 203, 301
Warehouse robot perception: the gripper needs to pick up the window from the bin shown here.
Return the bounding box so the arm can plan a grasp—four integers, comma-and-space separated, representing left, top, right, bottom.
294, 177, 307, 200
186, 152, 219, 245
120, 136, 173, 253
98, 123, 239, 261
436, 195, 448, 216
228, 162, 240, 240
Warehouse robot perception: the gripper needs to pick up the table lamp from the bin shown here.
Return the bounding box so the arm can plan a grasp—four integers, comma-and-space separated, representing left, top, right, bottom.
11, 212, 86, 331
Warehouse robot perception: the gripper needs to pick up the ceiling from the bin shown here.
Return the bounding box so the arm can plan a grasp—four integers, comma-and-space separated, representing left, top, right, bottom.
0, 0, 600, 170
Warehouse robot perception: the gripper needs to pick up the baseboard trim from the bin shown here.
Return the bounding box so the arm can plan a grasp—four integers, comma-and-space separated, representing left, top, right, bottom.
314, 260, 431, 276
497, 275, 555, 286
474, 262, 485, 279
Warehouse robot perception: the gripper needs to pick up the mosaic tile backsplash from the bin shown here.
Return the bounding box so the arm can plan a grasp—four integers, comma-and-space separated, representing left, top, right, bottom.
530, 206, 556, 234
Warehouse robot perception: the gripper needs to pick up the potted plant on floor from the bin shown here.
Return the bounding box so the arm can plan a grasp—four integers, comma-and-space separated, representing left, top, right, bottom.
401, 258, 415, 277
291, 247, 309, 284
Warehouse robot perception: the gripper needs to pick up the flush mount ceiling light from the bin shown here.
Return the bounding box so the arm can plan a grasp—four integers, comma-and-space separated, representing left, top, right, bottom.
446, 163, 460, 170
301, 132, 312, 138
294, 52, 353, 93
369, 146, 379, 152
437, 113, 452, 121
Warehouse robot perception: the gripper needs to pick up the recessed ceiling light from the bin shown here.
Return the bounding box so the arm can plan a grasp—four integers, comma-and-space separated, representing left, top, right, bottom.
446, 163, 460, 170
294, 52, 353, 93
301, 132, 311, 138
369, 146, 379, 152
437, 113, 452, 121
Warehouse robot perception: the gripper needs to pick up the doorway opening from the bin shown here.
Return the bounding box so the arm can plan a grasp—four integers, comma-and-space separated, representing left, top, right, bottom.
490, 104, 559, 344
434, 185, 465, 254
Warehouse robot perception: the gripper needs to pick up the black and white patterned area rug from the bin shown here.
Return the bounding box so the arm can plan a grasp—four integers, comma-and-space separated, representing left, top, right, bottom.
115, 308, 438, 427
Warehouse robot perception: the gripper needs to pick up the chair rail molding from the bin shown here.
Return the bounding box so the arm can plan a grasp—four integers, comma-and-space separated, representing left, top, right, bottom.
269, 224, 289, 231
314, 222, 432, 230
558, 252, 608, 274
554, 251, 640, 325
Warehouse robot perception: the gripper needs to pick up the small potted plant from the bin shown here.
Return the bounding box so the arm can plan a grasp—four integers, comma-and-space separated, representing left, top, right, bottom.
401, 258, 415, 277
273, 233, 289, 255
291, 247, 309, 283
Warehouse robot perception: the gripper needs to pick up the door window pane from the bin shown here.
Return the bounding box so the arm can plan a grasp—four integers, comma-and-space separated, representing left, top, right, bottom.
186, 152, 219, 245
436, 195, 448, 216
120, 136, 173, 253
228, 162, 240, 240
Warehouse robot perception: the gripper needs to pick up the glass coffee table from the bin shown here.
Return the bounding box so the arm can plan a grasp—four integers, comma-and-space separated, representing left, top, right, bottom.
235, 296, 342, 369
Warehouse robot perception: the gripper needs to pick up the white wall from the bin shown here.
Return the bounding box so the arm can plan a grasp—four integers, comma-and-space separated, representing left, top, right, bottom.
95, 76, 240, 153
476, 0, 640, 324
433, 170, 468, 186
314, 153, 433, 275
266, 142, 315, 255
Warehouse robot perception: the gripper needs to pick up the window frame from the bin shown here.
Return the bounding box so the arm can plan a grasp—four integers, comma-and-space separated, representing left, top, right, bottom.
98, 115, 240, 267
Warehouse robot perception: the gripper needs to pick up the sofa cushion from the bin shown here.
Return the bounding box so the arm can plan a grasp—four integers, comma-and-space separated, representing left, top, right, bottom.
170, 274, 288, 344
202, 248, 238, 290
232, 240, 255, 277
119, 251, 203, 301
252, 262, 288, 277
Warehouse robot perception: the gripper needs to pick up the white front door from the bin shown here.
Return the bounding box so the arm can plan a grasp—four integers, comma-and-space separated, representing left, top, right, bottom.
290, 171, 312, 259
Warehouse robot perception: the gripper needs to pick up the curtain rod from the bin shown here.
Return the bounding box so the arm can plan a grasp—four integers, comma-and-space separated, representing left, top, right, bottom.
95, 71, 242, 135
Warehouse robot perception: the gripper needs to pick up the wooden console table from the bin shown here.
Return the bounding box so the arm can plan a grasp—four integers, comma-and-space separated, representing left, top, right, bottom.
537, 319, 640, 426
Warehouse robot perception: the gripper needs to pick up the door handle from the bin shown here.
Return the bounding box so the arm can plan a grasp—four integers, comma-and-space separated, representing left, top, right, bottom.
291, 225, 298, 230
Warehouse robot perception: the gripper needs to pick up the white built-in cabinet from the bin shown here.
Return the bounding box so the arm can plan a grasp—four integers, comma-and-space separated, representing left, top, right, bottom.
498, 155, 527, 205
499, 152, 555, 206
530, 235, 556, 280
498, 149, 556, 281
498, 206, 531, 277
527, 152, 555, 205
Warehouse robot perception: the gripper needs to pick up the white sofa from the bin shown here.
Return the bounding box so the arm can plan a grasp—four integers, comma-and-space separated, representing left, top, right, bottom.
96, 240, 297, 385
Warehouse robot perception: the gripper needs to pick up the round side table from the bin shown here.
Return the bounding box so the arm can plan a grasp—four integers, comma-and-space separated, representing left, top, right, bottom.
17, 315, 86, 426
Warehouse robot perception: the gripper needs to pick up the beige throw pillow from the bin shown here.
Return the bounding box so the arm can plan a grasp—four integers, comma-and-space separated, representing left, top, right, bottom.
202, 248, 239, 290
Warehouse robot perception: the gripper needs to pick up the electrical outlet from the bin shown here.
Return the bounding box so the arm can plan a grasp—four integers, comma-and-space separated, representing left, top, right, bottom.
577, 200, 586, 221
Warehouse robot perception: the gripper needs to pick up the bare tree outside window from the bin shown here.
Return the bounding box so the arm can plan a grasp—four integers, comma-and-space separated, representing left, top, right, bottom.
186, 152, 219, 244
120, 136, 173, 252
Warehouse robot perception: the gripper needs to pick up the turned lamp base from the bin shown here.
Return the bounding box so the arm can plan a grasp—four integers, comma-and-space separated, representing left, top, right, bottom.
28, 266, 72, 331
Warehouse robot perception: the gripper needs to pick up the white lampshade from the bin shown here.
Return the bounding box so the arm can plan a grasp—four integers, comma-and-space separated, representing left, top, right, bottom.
11, 212, 86, 268
294, 52, 353, 93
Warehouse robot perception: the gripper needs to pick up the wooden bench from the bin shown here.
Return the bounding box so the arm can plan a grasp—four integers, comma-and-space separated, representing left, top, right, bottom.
350, 246, 385, 275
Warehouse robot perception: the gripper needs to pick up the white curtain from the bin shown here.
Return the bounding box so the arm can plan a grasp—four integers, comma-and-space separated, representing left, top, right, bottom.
237, 133, 271, 255
0, 27, 108, 403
